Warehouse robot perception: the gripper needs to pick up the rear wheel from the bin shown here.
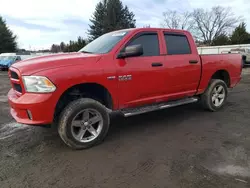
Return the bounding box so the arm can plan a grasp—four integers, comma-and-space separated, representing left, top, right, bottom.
58, 98, 110, 149
201, 79, 228, 111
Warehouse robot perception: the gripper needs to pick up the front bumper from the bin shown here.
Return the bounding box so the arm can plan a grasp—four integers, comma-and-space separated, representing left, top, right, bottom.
8, 89, 56, 125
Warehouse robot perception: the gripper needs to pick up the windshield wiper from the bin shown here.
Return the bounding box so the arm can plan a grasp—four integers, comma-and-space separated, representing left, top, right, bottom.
80, 51, 93, 54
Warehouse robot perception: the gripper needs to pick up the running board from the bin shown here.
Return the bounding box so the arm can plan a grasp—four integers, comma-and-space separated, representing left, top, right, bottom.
121, 97, 199, 117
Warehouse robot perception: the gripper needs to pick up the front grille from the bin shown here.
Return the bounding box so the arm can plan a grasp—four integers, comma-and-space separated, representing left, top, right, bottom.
13, 83, 22, 93
9, 69, 23, 94
10, 71, 19, 80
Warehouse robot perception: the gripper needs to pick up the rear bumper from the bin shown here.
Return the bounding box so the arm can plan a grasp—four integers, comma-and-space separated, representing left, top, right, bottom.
8, 89, 56, 125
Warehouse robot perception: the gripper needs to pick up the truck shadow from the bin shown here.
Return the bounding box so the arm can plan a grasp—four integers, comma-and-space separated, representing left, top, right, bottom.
106, 103, 202, 142
0, 102, 207, 152
26, 103, 203, 150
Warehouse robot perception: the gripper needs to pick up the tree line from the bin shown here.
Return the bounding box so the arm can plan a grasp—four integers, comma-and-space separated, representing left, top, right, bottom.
50, 37, 87, 53
1, 0, 250, 54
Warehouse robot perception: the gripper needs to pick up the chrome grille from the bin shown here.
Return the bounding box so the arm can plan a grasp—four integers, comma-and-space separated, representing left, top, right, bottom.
9, 69, 23, 94
13, 83, 22, 93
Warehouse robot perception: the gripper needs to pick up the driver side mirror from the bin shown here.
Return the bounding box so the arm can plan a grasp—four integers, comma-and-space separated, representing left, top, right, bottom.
117, 44, 143, 59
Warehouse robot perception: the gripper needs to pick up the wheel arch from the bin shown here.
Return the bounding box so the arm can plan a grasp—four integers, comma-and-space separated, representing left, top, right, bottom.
54, 82, 114, 121
211, 69, 231, 87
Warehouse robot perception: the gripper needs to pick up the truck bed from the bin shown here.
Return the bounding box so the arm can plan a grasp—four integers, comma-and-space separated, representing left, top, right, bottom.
197, 53, 242, 94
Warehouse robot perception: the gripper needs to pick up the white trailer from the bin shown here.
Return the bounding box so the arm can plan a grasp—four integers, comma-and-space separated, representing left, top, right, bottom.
197, 44, 250, 54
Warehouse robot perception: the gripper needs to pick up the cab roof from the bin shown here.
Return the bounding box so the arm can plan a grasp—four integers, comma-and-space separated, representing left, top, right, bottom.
117, 27, 189, 34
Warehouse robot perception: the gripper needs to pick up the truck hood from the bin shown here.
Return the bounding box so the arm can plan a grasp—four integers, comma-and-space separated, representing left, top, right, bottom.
11, 52, 102, 75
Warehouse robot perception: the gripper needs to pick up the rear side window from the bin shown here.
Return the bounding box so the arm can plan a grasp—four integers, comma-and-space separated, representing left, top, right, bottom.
127, 33, 160, 56
164, 34, 191, 55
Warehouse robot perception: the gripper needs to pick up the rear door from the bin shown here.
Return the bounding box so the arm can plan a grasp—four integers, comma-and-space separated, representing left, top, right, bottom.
163, 32, 201, 100
116, 31, 166, 108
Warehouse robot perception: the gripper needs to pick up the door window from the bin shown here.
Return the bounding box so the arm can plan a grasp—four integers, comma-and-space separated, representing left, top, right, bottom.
164, 34, 191, 55
127, 33, 160, 56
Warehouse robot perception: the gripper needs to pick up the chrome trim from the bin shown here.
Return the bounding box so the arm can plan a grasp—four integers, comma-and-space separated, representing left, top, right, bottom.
118, 75, 132, 81
107, 76, 116, 80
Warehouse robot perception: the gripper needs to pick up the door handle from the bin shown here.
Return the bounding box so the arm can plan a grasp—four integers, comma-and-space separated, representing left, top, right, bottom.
189, 60, 198, 64
152, 62, 163, 67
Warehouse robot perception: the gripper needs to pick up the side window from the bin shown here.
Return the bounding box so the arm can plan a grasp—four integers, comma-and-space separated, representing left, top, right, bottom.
164, 34, 191, 55
127, 33, 160, 56
16, 56, 21, 61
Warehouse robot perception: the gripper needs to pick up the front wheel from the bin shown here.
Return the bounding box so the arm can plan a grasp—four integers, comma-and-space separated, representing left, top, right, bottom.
201, 79, 228, 112
58, 98, 110, 149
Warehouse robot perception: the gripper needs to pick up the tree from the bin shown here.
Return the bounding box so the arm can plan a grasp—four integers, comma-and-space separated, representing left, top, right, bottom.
88, 0, 136, 40
88, 0, 107, 41
162, 10, 193, 31
53, 37, 87, 53
230, 22, 250, 44
60, 42, 66, 52
76, 36, 86, 50
211, 33, 230, 46
0, 16, 17, 53
192, 6, 241, 45
51, 44, 60, 53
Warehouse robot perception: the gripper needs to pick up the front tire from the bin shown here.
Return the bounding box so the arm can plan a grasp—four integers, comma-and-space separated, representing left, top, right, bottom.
201, 79, 228, 112
58, 98, 110, 149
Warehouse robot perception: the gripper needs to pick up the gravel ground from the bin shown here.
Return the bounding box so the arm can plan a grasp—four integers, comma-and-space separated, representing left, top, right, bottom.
1, 69, 250, 188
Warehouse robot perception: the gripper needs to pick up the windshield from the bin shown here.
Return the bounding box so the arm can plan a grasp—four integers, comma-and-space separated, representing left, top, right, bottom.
0, 56, 16, 61
79, 31, 129, 54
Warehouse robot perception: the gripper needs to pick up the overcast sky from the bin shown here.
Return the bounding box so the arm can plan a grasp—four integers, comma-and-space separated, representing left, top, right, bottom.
0, 0, 250, 50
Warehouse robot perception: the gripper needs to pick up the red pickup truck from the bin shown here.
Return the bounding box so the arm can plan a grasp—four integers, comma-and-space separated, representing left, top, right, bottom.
8, 28, 242, 149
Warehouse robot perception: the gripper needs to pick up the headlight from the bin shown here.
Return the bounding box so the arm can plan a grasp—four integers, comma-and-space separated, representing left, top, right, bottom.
22, 76, 56, 93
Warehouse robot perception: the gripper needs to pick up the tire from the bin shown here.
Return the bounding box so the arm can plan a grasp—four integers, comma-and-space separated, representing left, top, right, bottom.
201, 79, 228, 112
58, 98, 110, 149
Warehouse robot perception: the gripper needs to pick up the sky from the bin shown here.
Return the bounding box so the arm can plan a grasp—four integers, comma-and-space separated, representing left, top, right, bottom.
0, 0, 250, 50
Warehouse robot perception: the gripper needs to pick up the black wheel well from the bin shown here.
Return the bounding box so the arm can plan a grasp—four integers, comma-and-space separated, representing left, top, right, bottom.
211, 70, 230, 87
54, 83, 113, 121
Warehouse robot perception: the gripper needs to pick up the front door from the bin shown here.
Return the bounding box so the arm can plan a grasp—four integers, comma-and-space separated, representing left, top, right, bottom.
116, 32, 166, 109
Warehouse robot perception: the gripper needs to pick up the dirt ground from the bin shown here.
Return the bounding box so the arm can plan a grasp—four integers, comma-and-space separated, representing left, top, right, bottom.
1, 69, 250, 188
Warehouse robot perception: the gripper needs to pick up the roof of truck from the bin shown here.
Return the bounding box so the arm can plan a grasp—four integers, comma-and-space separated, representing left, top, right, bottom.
117, 27, 189, 33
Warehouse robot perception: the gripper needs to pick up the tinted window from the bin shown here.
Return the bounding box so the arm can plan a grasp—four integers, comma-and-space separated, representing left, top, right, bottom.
127, 33, 160, 56
164, 34, 191, 55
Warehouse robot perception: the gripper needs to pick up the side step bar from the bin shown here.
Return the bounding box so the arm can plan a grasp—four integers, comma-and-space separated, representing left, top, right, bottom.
121, 97, 199, 117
